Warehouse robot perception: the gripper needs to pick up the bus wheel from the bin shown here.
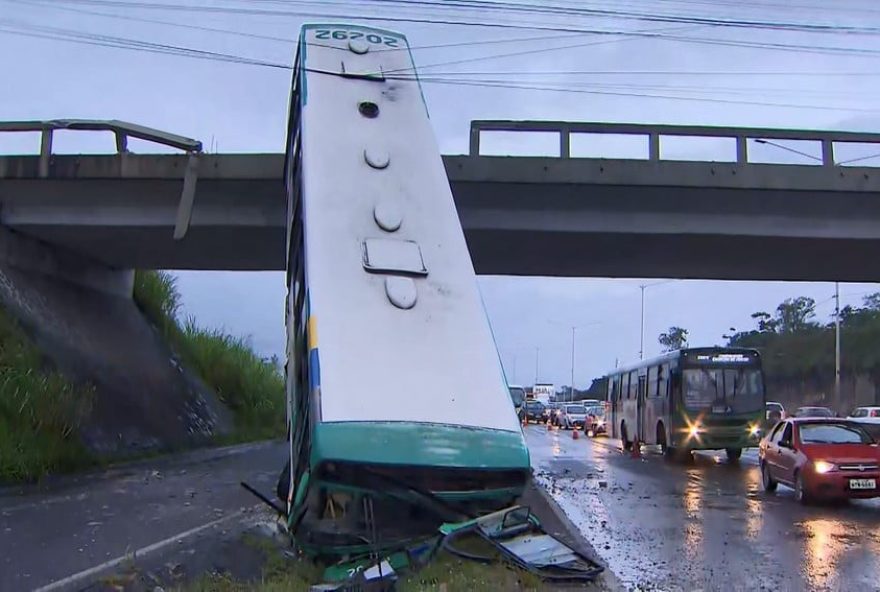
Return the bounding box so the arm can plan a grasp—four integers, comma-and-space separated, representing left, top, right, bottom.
621, 422, 632, 451
725, 448, 742, 462
657, 424, 673, 458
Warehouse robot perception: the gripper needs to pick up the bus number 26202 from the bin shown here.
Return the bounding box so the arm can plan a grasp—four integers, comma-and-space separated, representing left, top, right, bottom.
313, 29, 400, 47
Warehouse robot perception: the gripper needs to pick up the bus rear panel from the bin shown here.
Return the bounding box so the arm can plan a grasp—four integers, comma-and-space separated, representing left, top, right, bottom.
282, 24, 530, 555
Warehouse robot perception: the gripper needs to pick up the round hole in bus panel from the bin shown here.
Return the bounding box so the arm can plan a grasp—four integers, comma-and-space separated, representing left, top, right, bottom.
373, 201, 402, 232
358, 101, 380, 119
364, 146, 390, 169
385, 276, 417, 310
348, 38, 370, 54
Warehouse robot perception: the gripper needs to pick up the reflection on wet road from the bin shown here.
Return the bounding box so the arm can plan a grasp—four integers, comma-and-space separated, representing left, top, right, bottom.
526, 426, 880, 592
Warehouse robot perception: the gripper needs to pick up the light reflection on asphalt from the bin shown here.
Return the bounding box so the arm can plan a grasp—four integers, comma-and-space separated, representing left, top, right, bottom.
526, 424, 880, 592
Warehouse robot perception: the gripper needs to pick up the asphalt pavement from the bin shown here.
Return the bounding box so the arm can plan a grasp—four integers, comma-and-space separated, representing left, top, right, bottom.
525, 424, 880, 592
0, 441, 288, 592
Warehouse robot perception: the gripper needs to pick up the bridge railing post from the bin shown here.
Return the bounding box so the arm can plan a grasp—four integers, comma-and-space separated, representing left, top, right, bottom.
822, 139, 835, 167
736, 136, 748, 164
469, 125, 481, 156
559, 128, 570, 158
648, 133, 660, 161
38, 128, 53, 178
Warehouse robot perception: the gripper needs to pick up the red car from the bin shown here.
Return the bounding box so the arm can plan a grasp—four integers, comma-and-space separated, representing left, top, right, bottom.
759, 418, 880, 503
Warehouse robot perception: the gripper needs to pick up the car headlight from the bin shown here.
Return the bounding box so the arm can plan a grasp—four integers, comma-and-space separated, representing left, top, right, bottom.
748, 424, 761, 437
813, 460, 836, 474
686, 424, 704, 439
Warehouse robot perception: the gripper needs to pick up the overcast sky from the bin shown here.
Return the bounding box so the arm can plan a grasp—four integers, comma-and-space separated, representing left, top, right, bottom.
3, 0, 880, 388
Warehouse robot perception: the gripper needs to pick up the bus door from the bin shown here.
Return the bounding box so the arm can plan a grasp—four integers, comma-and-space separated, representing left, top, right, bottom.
637, 375, 646, 441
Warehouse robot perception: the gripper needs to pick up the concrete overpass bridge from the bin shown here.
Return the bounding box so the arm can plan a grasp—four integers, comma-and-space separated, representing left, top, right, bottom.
1, 119, 879, 285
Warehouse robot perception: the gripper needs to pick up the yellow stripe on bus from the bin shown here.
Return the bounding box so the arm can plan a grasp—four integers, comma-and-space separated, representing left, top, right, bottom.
308, 316, 318, 350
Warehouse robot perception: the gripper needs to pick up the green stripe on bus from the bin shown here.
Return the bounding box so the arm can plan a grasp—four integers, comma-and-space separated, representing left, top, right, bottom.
311, 421, 530, 469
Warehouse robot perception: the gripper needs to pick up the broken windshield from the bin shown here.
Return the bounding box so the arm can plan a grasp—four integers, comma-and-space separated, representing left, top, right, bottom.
683, 368, 764, 413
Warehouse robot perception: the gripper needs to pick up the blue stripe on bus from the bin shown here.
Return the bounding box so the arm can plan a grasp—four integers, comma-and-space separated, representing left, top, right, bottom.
309, 347, 321, 391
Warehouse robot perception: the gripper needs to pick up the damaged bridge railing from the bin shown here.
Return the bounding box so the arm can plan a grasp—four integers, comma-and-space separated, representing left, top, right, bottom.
0, 119, 203, 239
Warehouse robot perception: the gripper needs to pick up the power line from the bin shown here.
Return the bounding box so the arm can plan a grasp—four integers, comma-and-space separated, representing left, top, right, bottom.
8, 0, 880, 68
3, 18, 875, 113
114, 0, 880, 37
34, 0, 880, 43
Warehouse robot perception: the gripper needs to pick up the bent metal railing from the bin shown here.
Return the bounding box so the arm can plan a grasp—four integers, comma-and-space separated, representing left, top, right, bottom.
0, 119, 202, 239
469, 120, 880, 167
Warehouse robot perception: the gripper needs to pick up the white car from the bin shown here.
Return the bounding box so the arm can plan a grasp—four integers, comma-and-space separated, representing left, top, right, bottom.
559, 404, 589, 430
849, 406, 880, 420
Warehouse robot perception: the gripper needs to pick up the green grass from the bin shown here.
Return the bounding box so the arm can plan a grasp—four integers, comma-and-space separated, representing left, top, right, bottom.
179, 536, 548, 592
133, 271, 285, 441
179, 553, 547, 592
0, 308, 94, 482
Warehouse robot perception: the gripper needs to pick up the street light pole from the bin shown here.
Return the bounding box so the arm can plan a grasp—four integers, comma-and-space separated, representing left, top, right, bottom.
570, 326, 576, 402
534, 347, 540, 385
835, 282, 841, 403
639, 284, 646, 360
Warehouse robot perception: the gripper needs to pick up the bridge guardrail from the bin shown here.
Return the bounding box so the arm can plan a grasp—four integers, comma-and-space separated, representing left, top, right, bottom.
469, 120, 880, 167
0, 119, 202, 240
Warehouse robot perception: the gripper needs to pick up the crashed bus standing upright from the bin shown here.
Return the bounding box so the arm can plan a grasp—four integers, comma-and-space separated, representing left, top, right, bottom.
280, 24, 531, 555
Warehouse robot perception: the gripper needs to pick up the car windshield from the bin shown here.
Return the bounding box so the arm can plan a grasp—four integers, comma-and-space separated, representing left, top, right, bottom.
767, 403, 783, 411
526, 401, 544, 410
683, 367, 764, 412
796, 407, 833, 417
799, 423, 872, 444
586, 406, 605, 417
565, 405, 587, 414
508, 387, 525, 407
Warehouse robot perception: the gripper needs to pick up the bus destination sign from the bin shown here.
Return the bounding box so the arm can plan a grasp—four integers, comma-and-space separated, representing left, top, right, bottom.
694, 353, 753, 364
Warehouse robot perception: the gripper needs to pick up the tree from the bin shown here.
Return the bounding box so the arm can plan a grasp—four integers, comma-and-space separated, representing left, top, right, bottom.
775, 297, 817, 333
751, 311, 778, 333
658, 326, 688, 352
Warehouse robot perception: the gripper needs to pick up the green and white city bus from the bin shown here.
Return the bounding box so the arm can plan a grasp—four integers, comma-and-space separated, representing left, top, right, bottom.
279, 24, 530, 556
607, 348, 766, 461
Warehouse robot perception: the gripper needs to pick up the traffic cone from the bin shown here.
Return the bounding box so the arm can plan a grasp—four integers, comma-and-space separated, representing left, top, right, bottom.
630, 437, 641, 458
547, 420, 553, 431
572, 428, 579, 440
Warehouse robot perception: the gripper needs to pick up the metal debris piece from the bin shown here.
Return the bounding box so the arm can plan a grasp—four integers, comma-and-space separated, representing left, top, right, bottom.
440, 505, 604, 582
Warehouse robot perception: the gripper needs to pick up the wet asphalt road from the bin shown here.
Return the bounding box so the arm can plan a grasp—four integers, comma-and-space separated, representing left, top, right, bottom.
525, 424, 880, 592
0, 441, 287, 592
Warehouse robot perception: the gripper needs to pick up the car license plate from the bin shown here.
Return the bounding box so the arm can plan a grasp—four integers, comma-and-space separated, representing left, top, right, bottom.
849, 479, 876, 490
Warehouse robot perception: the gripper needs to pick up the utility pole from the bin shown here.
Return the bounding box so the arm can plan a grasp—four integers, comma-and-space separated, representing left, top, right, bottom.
534, 347, 540, 386
639, 284, 646, 360
570, 326, 576, 403
835, 282, 841, 404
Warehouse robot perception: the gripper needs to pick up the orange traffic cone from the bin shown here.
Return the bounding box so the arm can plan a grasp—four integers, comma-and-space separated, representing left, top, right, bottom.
630, 437, 641, 458
572, 428, 579, 440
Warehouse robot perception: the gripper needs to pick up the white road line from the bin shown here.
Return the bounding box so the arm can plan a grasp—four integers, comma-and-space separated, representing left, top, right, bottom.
32, 504, 262, 592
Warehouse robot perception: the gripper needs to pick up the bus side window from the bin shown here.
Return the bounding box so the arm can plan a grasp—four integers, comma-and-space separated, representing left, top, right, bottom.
629, 371, 637, 399
647, 366, 658, 398
658, 364, 669, 399
621, 373, 629, 400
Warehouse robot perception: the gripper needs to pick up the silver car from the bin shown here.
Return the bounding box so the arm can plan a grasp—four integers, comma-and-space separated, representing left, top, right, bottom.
559, 404, 589, 430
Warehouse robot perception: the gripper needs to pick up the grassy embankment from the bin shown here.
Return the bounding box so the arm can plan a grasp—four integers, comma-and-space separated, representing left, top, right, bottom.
0, 309, 94, 482
133, 270, 285, 441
